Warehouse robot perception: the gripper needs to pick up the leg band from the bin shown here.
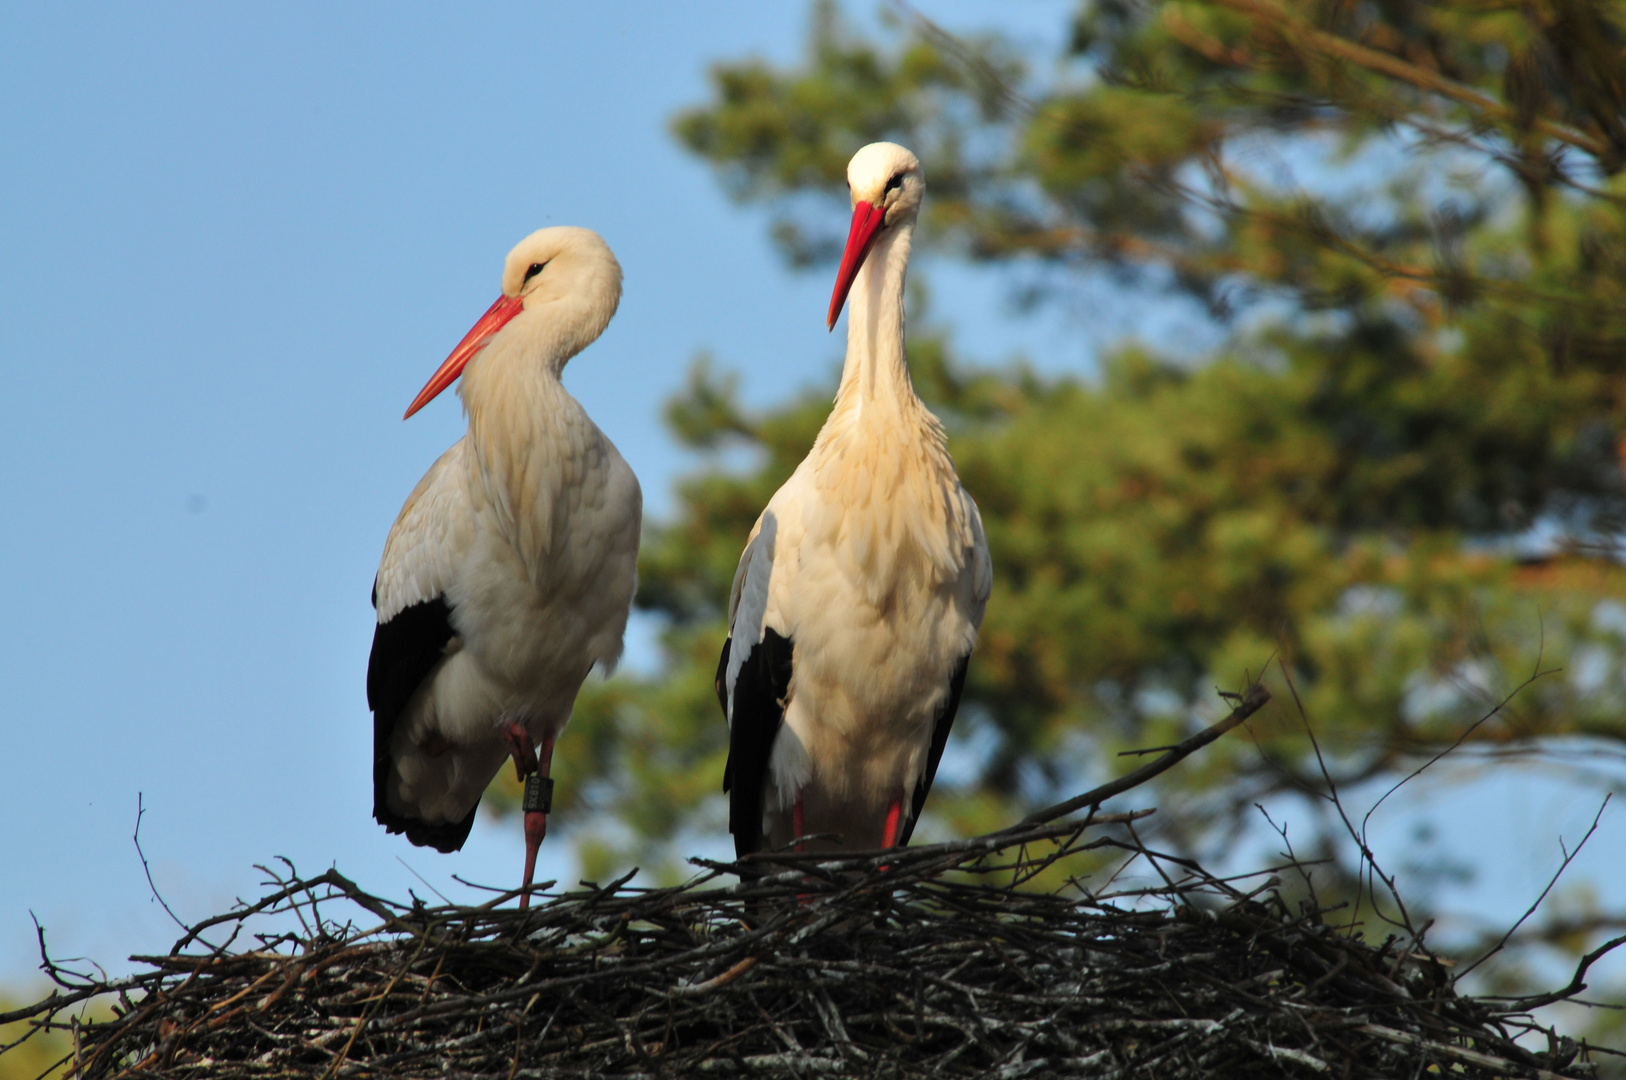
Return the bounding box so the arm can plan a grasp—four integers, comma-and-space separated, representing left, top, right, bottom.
523, 774, 555, 815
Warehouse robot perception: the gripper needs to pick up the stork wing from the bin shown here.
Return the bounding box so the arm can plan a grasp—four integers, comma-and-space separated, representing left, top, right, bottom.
897, 654, 969, 846
368, 442, 478, 852
718, 627, 794, 858
967, 490, 993, 622
716, 507, 794, 857
372, 441, 475, 623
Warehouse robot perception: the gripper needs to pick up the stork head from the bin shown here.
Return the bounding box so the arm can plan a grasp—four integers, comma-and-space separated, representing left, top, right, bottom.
827, 142, 924, 329
404, 226, 623, 419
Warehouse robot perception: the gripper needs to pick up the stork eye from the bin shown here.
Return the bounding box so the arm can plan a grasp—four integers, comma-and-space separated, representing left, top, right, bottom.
884, 172, 905, 194
523, 262, 547, 284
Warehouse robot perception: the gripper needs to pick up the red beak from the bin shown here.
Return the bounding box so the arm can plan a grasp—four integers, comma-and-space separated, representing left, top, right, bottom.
827, 200, 886, 330
403, 293, 526, 419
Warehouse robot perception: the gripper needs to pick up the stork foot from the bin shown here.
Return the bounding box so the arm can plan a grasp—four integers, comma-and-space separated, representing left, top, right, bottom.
501, 720, 537, 780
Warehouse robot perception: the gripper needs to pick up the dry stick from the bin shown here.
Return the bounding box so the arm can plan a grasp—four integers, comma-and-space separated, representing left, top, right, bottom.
1356, 1023, 1578, 1080
26, 683, 1614, 1076
264, 859, 315, 942
50, 864, 1603, 1080
506, 992, 541, 1080
733, 811, 1151, 870
0, 966, 156, 1026
320, 928, 435, 1080
1508, 930, 1626, 1012
395, 856, 453, 906
133, 793, 192, 938
1276, 658, 1416, 938
673, 955, 762, 997
1458, 794, 1613, 984
1011, 680, 1270, 829
1358, 655, 1559, 858
169, 870, 401, 955
30, 914, 96, 992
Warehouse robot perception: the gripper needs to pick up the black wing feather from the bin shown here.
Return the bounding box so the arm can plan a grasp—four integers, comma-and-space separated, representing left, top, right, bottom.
367, 579, 476, 853
897, 654, 970, 847
720, 628, 794, 858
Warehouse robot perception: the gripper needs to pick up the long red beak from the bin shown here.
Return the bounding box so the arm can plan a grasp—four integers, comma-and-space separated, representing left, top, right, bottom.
403, 293, 526, 419
827, 200, 886, 330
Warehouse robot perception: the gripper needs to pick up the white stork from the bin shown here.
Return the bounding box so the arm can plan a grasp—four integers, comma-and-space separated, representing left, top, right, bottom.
717, 142, 992, 857
368, 227, 641, 906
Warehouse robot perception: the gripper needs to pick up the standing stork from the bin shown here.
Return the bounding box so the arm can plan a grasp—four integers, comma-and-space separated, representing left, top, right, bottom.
717, 143, 992, 858
368, 227, 641, 906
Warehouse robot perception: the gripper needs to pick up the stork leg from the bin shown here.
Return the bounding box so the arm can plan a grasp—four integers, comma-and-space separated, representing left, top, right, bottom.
792, 791, 810, 906
519, 734, 555, 911
499, 721, 554, 910
872, 792, 907, 875
881, 793, 904, 849
501, 720, 537, 780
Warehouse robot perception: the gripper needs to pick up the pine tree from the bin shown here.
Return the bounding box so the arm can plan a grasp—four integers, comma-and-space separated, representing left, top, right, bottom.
496, 1, 1626, 1007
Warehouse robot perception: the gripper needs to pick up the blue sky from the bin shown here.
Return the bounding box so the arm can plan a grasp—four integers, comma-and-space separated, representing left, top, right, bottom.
0, 1, 1080, 980
1, 1, 1620, 1006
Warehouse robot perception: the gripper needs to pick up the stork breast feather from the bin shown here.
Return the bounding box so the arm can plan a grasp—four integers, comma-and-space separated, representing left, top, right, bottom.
810, 451, 969, 602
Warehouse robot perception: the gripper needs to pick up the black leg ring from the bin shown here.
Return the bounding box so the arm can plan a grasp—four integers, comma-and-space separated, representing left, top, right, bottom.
523, 775, 555, 815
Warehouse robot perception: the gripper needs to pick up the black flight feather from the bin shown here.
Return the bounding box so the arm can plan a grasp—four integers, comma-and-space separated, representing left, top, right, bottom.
897, 654, 970, 846
367, 579, 475, 853
720, 628, 794, 858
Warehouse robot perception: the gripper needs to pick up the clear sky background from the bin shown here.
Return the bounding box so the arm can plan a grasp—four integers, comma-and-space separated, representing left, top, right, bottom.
2, 1, 1621, 1002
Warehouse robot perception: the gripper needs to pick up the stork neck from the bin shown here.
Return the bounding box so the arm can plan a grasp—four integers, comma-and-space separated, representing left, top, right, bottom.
837, 221, 918, 417
459, 337, 571, 447
459, 339, 578, 543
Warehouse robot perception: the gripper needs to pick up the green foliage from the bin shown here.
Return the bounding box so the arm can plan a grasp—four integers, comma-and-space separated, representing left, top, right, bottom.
2, 997, 83, 1080
501, 4, 1626, 1026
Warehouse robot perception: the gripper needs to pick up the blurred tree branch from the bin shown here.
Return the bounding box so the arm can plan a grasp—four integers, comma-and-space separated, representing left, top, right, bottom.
529, 2, 1626, 1023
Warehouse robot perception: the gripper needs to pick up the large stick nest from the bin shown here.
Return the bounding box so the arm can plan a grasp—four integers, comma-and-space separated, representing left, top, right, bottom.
5, 686, 1614, 1078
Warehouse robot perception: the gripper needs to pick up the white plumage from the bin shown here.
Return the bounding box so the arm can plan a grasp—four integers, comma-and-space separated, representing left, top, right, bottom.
719, 143, 992, 855
368, 227, 640, 905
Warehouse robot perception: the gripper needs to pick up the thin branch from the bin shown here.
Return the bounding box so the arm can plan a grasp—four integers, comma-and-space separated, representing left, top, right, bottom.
1358, 660, 1559, 854
1277, 658, 1415, 936
1457, 794, 1613, 984
134, 792, 192, 936
1013, 679, 1271, 828
1504, 931, 1626, 1011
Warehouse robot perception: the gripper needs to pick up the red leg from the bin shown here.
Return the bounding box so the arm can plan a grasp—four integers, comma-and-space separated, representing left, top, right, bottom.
792, 791, 809, 906
519, 734, 555, 910
501, 720, 537, 780
881, 795, 903, 849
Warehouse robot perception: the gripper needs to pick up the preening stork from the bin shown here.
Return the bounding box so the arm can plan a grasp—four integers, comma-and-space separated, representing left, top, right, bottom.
717, 143, 992, 857
368, 227, 641, 906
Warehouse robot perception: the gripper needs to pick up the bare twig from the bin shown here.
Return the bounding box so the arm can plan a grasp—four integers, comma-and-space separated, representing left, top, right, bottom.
1014, 679, 1271, 828
1457, 794, 1614, 984
134, 792, 193, 937
10, 672, 1611, 1079
1358, 646, 1559, 854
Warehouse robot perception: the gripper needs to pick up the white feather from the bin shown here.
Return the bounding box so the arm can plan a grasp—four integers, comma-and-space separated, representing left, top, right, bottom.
725, 144, 992, 851
374, 227, 641, 831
